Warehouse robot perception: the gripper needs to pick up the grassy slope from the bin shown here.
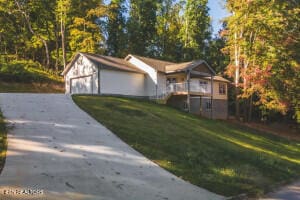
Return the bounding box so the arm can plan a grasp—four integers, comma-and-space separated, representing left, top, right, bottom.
0, 61, 64, 93
0, 81, 64, 93
73, 96, 300, 197
0, 110, 7, 174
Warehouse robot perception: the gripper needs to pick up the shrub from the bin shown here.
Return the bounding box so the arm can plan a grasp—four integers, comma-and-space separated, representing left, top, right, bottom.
0, 60, 62, 83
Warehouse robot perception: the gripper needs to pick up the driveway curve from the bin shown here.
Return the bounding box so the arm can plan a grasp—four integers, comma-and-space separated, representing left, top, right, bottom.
0, 94, 223, 200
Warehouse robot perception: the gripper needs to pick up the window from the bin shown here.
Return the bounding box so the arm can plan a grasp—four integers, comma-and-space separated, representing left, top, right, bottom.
199, 80, 208, 90
167, 78, 177, 85
206, 101, 212, 110
219, 83, 226, 95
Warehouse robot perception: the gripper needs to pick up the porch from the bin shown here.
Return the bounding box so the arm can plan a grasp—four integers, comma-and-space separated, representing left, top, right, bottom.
166, 81, 212, 96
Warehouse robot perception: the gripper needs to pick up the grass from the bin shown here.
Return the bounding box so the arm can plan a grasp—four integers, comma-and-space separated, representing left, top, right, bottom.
0, 81, 64, 93
0, 59, 64, 93
0, 110, 7, 174
73, 95, 300, 197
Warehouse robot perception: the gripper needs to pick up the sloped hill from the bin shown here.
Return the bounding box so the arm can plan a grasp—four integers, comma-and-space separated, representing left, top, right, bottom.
73, 95, 300, 198
0, 60, 64, 93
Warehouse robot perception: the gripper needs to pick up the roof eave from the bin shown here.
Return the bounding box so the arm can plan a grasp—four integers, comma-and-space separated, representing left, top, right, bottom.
61, 52, 82, 76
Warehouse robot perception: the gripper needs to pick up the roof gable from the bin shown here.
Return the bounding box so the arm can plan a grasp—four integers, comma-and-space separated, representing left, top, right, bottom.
62, 52, 145, 75
126, 55, 175, 72
166, 60, 216, 75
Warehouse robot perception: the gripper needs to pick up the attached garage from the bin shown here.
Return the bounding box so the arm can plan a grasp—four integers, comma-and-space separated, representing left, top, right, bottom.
62, 53, 146, 96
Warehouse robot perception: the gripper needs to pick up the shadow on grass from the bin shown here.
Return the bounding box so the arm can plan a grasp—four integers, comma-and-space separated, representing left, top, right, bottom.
73, 95, 300, 197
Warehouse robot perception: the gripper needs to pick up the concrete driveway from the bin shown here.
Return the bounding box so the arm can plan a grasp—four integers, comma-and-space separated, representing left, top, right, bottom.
260, 181, 300, 200
0, 94, 223, 200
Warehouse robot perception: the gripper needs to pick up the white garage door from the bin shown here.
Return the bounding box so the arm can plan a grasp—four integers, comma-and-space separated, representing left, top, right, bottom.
71, 75, 93, 94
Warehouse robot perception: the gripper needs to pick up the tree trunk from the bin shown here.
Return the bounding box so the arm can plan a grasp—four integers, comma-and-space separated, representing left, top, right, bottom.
248, 94, 253, 122
234, 31, 240, 120
15, 0, 50, 67
54, 23, 59, 71
61, 15, 66, 69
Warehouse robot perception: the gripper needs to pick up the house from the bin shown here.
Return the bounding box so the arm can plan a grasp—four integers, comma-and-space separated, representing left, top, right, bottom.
62, 52, 230, 119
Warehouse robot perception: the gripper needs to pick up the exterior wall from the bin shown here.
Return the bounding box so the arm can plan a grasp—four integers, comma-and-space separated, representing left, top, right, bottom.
127, 56, 157, 96
167, 95, 188, 111
191, 97, 228, 119
166, 73, 186, 82
100, 69, 145, 96
65, 55, 98, 94
144, 76, 156, 96
213, 81, 227, 100
190, 78, 212, 94
167, 95, 228, 119
212, 99, 228, 119
157, 72, 167, 95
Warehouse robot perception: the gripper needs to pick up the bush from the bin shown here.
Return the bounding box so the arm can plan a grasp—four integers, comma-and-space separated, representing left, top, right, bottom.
0, 60, 61, 83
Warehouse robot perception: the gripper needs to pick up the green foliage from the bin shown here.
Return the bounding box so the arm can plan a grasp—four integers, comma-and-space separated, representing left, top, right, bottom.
206, 37, 229, 74
0, 109, 7, 174
181, 0, 211, 60
127, 0, 160, 56
68, 1, 107, 54
0, 60, 62, 83
105, 0, 127, 57
155, 0, 184, 61
0, 0, 106, 70
224, 0, 300, 123
73, 95, 300, 197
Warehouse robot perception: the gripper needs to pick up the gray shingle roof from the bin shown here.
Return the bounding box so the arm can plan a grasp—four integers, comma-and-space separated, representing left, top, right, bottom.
131, 55, 176, 72
62, 52, 145, 75
83, 53, 145, 74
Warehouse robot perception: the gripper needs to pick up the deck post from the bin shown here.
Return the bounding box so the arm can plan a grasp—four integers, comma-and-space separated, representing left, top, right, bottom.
200, 95, 202, 116
187, 70, 191, 112
210, 74, 213, 119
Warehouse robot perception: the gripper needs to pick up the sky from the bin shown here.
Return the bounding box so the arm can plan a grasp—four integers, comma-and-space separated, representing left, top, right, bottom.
207, 0, 230, 36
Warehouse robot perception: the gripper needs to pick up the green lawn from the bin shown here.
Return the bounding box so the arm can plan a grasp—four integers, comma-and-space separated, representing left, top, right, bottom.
0, 81, 64, 93
73, 95, 300, 197
0, 110, 7, 174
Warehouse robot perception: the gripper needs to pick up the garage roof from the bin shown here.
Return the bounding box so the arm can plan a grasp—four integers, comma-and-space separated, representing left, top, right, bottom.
62, 53, 146, 75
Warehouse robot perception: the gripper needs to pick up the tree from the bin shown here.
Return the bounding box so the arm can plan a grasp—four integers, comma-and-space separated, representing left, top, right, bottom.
56, 0, 71, 69
68, 0, 107, 54
206, 36, 229, 74
127, 0, 160, 56
106, 0, 127, 57
224, 0, 300, 123
14, 0, 52, 67
181, 0, 211, 60
156, 0, 184, 61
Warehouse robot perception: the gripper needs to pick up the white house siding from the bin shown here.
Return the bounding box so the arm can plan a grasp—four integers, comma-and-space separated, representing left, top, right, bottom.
100, 69, 145, 96
157, 72, 167, 95
127, 56, 157, 96
144, 76, 156, 96
65, 55, 98, 94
